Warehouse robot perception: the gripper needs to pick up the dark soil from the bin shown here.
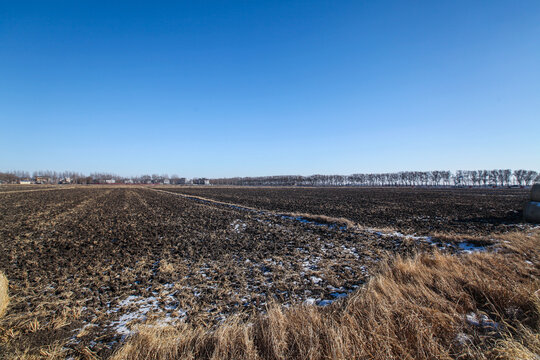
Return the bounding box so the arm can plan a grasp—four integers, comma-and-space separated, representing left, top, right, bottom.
162, 186, 530, 235
0, 186, 531, 358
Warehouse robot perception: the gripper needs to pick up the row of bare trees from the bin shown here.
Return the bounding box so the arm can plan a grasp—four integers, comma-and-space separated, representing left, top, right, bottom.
0, 171, 187, 185
0, 170, 87, 184
211, 170, 539, 187
1, 169, 538, 187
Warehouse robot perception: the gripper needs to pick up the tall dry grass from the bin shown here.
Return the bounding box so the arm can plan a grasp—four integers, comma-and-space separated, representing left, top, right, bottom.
113, 231, 539, 360
0, 271, 8, 318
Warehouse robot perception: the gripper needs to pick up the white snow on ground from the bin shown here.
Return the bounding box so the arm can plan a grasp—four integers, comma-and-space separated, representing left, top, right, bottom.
108, 295, 161, 336
100, 285, 187, 338
231, 219, 247, 233
304, 298, 335, 306
466, 312, 480, 326
465, 312, 500, 331
360, 265, 369, 275
455, 332, 473, 345
340, 245, 360, 259
304, 298, 317, 305
330, 292, 348, 299
457, 242, 487, 253
368, 229, 430, 241
302, 256, 321, 271
317, 299, 334, 306
366, 228, 491, 253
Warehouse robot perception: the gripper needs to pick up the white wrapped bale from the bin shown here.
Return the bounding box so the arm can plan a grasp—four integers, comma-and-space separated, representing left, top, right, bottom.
523, 201, 540, 224
531, 184, 540, 202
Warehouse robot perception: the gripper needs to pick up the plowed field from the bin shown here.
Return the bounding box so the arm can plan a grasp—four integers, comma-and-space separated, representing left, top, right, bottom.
0, 186, 532, 358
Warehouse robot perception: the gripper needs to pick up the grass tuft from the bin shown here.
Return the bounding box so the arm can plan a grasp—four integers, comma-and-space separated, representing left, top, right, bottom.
0, 271, 8, 318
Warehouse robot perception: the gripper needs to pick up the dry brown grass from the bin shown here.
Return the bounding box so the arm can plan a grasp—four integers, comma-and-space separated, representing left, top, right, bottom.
0, 271, 8, 318
6, 342, 67, 360
490, 322, 540, 360
159, 260, 176, 274
113, 231, 540, 360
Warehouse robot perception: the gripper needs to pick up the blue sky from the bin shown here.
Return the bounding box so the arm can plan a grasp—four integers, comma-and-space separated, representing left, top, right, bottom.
1, 1, 539, 177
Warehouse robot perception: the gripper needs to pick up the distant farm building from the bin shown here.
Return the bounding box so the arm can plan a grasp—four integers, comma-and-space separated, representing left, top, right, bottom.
105, 179, 116, 184
19, 179, 33, 185
192, 178, 210, 185
35, 176, 50, 184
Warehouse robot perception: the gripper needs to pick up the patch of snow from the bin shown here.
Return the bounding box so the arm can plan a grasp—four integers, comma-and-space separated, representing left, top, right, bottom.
370, 229, 430, 241
466, 312, 479, 326
458, 242, 486, 253
479, 314, 500, 331
359, 265, 369, 276
304, 298, 317, 305
317, 299, 334, 306
465, 312, 500, 331
108, 293, 187, 337
456, 332, 472, 345
231, 220, 247, 233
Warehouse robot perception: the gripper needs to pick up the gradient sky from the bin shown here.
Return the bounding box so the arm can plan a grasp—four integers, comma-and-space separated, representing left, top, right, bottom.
1, 1, 539, 178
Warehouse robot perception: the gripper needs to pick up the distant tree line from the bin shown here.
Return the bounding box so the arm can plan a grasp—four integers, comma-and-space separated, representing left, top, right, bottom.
210, 170, 539, 187
0, 170, 90, 184
0, 171, 186, 185
1, 169, 538, 187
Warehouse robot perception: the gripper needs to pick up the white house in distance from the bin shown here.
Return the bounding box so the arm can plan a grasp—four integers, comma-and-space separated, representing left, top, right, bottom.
105, 179, 116, 184
192, 178, 210, 185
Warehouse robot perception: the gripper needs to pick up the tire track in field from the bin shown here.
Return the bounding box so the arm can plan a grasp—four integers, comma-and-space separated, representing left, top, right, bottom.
143, 187, 501, 254
145, 187, 366, 232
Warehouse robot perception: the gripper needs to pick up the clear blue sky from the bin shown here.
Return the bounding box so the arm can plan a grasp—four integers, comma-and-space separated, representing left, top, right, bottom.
1, 1, 539, 178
